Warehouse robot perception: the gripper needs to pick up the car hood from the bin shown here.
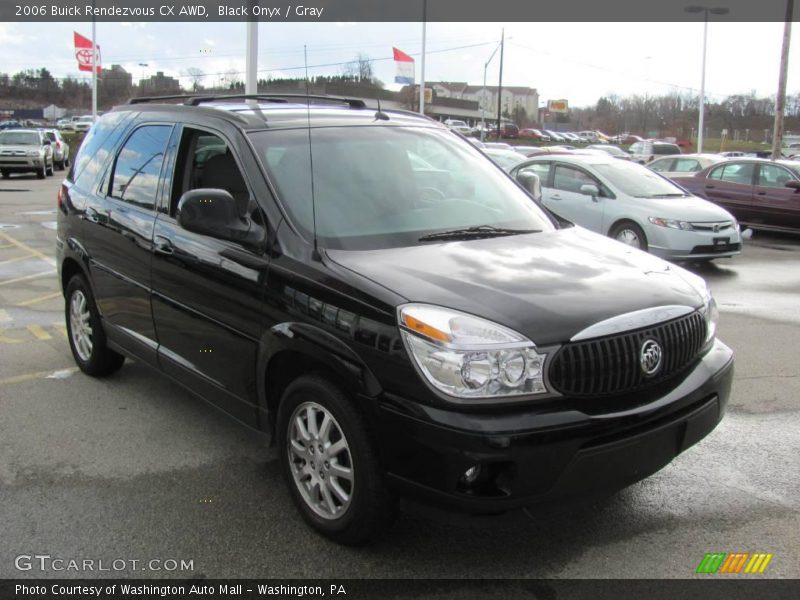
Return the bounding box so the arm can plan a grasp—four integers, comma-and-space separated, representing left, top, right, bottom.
326, 227, 705, 346
641, 195, 736, 221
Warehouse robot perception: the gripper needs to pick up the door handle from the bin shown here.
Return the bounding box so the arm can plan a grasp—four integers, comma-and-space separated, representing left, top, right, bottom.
84, 207, 100, 223
757, 191, 767, 196
153, 235, 174, 255
705, 184, 715, 189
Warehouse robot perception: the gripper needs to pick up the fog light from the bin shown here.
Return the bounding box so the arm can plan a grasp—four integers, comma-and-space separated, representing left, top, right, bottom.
461, 465, 481, 484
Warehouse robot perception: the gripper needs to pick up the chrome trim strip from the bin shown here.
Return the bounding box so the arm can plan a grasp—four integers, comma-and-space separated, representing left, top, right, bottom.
570, 305, 696, 342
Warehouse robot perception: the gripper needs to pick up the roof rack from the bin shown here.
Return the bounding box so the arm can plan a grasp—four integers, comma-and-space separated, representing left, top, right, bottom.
127, 94, 207, 105
184, 94, 367, 109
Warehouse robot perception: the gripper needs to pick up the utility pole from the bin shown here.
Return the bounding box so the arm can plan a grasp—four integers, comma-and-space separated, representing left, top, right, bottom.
91, 0, 97, 119
496, 28, 504, 140
772, 0, 794, 160
419, 0, 427, 116
245, 10, 258, 98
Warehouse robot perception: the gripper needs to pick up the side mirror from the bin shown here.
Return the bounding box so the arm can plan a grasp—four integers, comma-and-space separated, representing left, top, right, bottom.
516, 171, 542, 201
580, 183, 600, 199
177, 188, 264, 246
785, 180, 800, 191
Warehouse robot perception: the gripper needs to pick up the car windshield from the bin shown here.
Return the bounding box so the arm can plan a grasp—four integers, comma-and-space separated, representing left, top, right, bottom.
250, 126, 555, 250
592, 160, 689, 198
0, 131, 39, 145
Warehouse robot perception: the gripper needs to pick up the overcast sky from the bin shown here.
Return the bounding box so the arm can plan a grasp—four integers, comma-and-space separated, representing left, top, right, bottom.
1, 21, 797, 107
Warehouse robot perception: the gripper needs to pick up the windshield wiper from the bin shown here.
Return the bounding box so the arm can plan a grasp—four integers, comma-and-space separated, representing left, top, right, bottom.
418, 225, 540, 242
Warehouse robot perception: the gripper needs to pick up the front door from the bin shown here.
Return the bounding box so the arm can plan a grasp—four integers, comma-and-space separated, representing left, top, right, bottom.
753, 163, 800, 231
541, 163, 605, 232
702, 161, 756, 223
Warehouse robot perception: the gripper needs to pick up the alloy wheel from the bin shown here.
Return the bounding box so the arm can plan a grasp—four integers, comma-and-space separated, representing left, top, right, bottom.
69, 290, 93, 361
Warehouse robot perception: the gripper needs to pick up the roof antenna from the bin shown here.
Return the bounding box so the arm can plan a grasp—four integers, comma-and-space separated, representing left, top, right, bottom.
304, 45, 321, 262
374, 95, 389, 121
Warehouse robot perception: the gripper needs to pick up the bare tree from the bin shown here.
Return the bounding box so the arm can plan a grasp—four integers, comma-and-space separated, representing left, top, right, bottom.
184, 67, 205, 92
342, 53, 375, 83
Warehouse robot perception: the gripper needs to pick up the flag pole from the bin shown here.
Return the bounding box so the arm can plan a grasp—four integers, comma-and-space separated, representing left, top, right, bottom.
91, 0, 97, 120
418, 0, 427, 116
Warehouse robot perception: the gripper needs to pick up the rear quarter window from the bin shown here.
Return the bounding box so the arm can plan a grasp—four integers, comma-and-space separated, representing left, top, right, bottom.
69, 111, 137, 190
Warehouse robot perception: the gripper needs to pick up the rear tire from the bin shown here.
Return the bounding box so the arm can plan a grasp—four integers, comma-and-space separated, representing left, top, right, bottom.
277, 374, 393, 545
36, 164, 46, 179
610, 221, 648, 252
65, 275, 125, 377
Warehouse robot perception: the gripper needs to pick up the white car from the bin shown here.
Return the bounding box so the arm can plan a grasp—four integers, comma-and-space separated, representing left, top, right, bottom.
57, 118, 76, 132
73, 115, 95, 132
647, 153, 726, 179
510, 154, 742, 261
444, 119, 472, 136
484, 148, 527, 172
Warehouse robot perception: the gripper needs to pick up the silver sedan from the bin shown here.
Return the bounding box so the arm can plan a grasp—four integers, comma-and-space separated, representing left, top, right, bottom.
511, 154, 742, 261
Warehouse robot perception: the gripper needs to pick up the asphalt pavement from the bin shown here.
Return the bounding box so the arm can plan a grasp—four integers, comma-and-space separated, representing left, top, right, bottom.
0, 174, 798, 580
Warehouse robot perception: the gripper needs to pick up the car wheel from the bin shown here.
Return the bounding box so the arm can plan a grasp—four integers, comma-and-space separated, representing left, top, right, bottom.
277, 374, 393, 545
65, 275, 125, 376
46, 159, 54, 176
36, 164, 46, 179
610, 221, 648, 252
56, 159, 65, 171
1, 169, 9, 179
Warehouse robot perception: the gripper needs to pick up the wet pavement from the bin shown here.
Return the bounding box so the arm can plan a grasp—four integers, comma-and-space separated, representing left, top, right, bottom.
0, 173, 798, 579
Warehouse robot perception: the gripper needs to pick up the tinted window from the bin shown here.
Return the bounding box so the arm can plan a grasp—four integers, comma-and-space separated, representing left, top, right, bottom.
653, 144, 681, 155
70, 111, 135, 189
758, 164, 796, 188
709, 163, 755, 185
648, 158, 674, 172
672, 158, 701, 172
553, 165, 596, 193
110, 125, 171, 210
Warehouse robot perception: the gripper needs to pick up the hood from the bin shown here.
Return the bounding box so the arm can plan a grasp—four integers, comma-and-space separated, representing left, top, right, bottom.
326, 227, 704, 346
646, 195, 736, 222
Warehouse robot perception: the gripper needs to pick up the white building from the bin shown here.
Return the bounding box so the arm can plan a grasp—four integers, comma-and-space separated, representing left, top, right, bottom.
429, 82, 539, 124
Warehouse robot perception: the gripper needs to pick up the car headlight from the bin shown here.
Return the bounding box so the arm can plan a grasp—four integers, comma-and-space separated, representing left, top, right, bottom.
700, 290, 719, 348
398, 304, 548, 400
27, 150, 41, 157
648, 216, 693, 231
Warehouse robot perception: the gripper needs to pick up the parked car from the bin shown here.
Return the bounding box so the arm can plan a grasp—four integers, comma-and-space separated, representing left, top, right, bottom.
718, 151, 746, 158
484, 148, 527, 171
561, 132, 582, 143
483, 142, 513, 150
544, 130, 566, 142
0, 120, 23, 130
586, 144, 631, 160
57, 94, 733, 545
0, 128, 54, 179
671, 159, 800, 233
444, 119, 472, 136
498, 122, 519, 138
510, 154, 742, 260
519, 128, 550, 142
73, 115, 95, 132
41, 128, 71, 170
647, 154, 726, 179
57, 118, 76, 132
628, 140, 682, 164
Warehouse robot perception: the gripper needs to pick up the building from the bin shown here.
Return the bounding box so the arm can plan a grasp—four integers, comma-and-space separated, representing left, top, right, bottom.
429, 82, 539, 124
140, 71, 181, 94
104, 64, 132, 89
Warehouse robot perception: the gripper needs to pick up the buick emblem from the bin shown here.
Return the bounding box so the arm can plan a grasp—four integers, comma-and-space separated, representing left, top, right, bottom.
640, 339, 663, 376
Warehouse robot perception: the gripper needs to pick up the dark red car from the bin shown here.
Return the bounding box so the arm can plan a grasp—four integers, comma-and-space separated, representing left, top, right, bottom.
672, 159, 800, 233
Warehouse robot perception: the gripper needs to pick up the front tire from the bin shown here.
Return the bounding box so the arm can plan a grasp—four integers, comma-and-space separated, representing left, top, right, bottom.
36, 164, 46, 179
46, 158, 54, 176
277, 375, 393, 545
610, 221, 648, 252
65, 275, 125, 376
1, 169, 9, 179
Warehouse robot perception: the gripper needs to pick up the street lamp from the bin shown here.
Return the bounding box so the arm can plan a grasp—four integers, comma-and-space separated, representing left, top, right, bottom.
480, 40, 502, 142
138, 63, 149, 90
685, 5, 730, 153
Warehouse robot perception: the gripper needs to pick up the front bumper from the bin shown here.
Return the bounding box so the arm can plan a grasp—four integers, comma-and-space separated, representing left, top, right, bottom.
647, 225, 742, 260
0, 158, 43, 171
373, 338, 733, 513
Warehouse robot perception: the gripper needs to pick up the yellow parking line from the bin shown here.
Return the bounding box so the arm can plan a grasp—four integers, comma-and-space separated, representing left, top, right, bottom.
0, 270, 56, 287
0, 231, 56, 266
53, 323, 67, 337
0, 330, 23, 344
0, 253, 35, 266
0, 243, 15, 249
17, 291, 62, 307
0, 367, 78, 386
27, 324, 52, 340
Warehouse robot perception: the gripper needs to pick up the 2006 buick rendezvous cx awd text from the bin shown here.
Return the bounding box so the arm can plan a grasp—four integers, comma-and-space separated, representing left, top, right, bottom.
56, 95, 733, 544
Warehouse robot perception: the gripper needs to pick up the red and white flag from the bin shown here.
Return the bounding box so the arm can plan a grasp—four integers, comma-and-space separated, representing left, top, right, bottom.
393, 47, 414, 85
74, 32, 101, 74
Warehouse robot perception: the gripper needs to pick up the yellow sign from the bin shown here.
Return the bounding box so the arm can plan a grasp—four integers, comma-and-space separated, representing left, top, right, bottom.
548, 99, 569, 114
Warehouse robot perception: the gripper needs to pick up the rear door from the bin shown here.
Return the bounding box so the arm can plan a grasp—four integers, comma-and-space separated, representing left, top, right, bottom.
753, 163, 800, 230
700, 161, 755, 222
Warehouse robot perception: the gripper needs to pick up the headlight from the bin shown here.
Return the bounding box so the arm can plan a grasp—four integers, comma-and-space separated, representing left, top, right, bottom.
27, 150, 41, 157
648, 216, 693, 231
700, 290, 719, 347
398, 304, 548, 400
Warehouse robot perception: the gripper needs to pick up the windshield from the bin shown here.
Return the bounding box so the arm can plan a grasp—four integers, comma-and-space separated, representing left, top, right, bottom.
0, 131, 39, 146
592, 160, 689, 198
250, 126, 555, 250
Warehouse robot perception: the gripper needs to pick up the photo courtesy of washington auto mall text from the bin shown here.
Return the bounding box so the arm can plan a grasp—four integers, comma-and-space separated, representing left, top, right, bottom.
0, 0, 799, 598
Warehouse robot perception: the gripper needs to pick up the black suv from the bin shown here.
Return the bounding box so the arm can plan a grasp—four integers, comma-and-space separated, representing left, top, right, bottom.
57, 94, 733, 544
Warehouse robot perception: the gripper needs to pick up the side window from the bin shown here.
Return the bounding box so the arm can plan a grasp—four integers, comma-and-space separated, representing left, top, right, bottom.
758, 164, 795, 188
672, 158, 701, 172
715, 163, 755, 185
708, 165, 725, 180
518, 162, 551, 185
170, 127, 251, 217
109, 125, 171, 210
629, 143, 642, 154
649, 159, 674, 172
553, 165, 596, 194
70, 111, 135, 190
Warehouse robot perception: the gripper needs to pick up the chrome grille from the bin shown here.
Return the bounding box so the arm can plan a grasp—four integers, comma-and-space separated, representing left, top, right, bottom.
549, 311, 706, 397
688, 221, 733, 232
